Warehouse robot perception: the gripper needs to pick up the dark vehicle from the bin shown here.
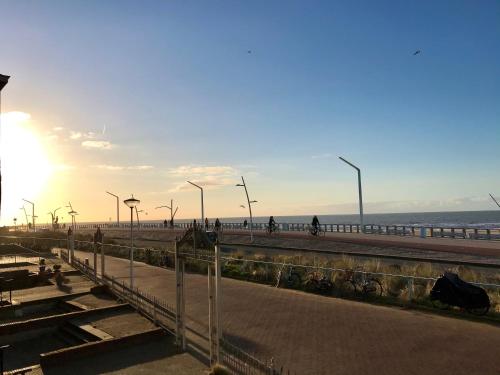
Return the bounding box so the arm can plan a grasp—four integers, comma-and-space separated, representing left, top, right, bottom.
430, 272, 490, 316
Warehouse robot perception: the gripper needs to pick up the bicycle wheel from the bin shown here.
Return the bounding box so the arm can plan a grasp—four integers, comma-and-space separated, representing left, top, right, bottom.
304, 278, 318, 293
363, 279, 383, 298
466, 305, 490, 316
286, 273, 302, 289
340, 280, 357, 297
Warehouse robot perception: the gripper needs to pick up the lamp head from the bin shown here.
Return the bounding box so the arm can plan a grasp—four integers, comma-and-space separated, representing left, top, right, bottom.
124, 195, 140, 208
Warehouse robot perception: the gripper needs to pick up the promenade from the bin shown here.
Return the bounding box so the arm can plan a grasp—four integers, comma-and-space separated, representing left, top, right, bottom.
76, 249, 500, 375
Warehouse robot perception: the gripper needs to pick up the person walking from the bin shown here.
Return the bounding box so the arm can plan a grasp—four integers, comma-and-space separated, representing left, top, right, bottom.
215, 218, 221, 231
311, 215, 320, 235
205, 217, 209, 230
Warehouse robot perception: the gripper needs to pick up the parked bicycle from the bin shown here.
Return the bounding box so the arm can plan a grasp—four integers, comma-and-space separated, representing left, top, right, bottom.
340, 269, 383, 298
275, 265, 301, 289
304, 270, 333, 294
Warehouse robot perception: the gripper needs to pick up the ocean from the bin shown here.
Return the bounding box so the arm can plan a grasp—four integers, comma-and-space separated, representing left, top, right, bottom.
116, 210, 500, 229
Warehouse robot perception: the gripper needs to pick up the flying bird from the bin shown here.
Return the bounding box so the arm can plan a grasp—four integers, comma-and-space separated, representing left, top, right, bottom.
413, 50, 421, 56
240, 205, 246, 208
247, 50, 252, 54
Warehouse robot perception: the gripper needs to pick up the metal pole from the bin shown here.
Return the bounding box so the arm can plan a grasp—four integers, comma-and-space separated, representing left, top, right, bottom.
357, 169, 364, 231
214, 240, 222, 363
175, 242, 181, 345
187, 181, 205, 224
106, 192, 120, 226
130, 207, 134, 289
101, 236, 105, 278
339, 157, 364, 233
241, 176, 254, 242
208, 263, 214, 363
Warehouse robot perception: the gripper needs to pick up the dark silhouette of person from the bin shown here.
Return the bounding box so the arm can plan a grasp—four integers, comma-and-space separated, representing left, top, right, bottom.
243, 219, 248, 228
163, 219, 168, 228
215, 218, 221, 231
205, 217, 209, 230
193, 219, 197, 230
268, 216, 276, 232
311, 215, 320, 235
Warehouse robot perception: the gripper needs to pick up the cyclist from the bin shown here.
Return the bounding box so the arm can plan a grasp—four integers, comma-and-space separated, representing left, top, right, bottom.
311, 215, 320, 236
268, 216, 277, 233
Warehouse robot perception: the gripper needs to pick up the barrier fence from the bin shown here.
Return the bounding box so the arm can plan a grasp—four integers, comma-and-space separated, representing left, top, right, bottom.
56, 241, 286, 375
10, 221, 500, 241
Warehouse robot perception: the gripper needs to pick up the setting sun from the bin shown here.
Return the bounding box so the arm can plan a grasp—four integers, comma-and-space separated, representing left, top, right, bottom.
0, 111, 52, 225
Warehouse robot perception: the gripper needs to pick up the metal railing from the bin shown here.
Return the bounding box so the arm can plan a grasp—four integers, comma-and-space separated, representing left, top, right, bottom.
16, 221, 500, 241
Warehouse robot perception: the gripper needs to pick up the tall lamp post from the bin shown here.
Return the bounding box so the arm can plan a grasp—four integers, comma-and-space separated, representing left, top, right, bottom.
236, 176, 257, 242
339, 156, 364, 233
22, 199, 35, 232
106, 191, 120, 226
0, 74, 10, 221
20, 206, 29, 231
155, 199, 178, 227
187, 181, 204, 225
124, 195, 140, 289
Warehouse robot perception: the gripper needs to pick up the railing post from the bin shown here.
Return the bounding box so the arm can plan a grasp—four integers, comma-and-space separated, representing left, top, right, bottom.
407, 277, 414, 303
93, 242, 97, 282
101, 238, 105, 278
214, 240, 222, 364
208, 262, 215, 364
175, 242, 186, 350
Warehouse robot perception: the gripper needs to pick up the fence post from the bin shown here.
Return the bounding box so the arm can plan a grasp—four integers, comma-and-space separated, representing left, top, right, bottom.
175, 242, 186, 350
208, 263, 215, 365
215, 239, 222, 364
101, 239, 105, 279
407, 277, 414, 303
93, 242, 97, 282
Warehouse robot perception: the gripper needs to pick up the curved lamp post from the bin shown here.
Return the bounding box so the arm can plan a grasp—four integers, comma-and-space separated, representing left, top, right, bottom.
106, 191, 120, 226
124, 195, 140, 289
22, 199, 35, 232
19, 206, 29, 230
236, 176, 257, 242
339, 156, 364, 233
187, 181, 204, 225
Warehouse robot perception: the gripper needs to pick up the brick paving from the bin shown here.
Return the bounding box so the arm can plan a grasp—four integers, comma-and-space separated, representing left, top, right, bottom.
79, 250, 500, 375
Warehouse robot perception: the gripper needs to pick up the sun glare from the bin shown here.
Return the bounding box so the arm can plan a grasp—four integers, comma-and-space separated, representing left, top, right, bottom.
1, 112, 52, 225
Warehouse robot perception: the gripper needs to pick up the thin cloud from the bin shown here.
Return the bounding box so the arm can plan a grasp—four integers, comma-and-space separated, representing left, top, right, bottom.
168, 164, 239, 192
70, 131, 82, 140
53, 126, 64, 131
311, 153, 333, 159
169, 165, 237, 176
82, 140, 114, 150
94, 164, 153, 171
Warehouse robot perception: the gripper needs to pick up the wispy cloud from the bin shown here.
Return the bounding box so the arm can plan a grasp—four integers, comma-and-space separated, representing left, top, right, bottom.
168, 164, 239, 192
82, 140, 114, 150
169, 165, 237, 176
53, 126, 64, 131
311, 153, 333, 159
94, 164, 153, 171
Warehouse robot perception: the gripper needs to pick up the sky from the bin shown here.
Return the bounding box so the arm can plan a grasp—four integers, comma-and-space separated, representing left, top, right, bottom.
0, 0, 499, 225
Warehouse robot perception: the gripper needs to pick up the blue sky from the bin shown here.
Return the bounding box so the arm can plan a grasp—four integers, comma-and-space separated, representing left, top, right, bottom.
1, 1, 499, 223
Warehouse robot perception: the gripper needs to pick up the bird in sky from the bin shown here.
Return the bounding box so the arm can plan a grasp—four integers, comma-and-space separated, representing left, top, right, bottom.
240, 205, 246, 208
413, 50, 421, 56
247, 50, 252, 54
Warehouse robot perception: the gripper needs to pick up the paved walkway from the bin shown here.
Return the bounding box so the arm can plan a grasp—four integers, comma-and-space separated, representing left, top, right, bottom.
77, 250, 500, 375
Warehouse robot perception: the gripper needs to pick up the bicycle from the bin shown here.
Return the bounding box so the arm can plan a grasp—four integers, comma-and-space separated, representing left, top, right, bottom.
267, 223, 280, 235
275, 264, 302, 289
340, 269, 383, 298
304, 270, 333, 294
309, 225, 326, 237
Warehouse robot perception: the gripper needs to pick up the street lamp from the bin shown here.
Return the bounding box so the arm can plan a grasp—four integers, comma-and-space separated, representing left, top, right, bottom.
106, 191, 120, 226
236, 176, 257, 242
22, 199, 35, 232
19, 207, 28, 231
155, 199, 178, 227
339, 156, 364, 232
124, 195, 140, 289
135, 208, 147, 226
48, 207, 62, 229
187, 181, 204, 225
68, 210, 78, 230
0, 74, 10, 221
